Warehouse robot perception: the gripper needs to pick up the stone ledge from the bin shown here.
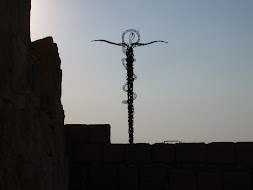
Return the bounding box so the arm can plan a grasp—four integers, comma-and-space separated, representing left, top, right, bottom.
66, 124, 110, 144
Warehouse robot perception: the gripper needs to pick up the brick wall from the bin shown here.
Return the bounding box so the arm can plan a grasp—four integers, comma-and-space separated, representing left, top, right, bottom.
66, 124, 253, 190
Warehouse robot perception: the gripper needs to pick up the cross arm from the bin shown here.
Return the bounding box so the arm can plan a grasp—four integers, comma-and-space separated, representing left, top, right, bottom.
132, 40, 168, 47
92, 39, 127, 47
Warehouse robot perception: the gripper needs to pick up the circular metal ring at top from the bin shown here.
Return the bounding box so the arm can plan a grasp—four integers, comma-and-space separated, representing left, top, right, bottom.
122, 29, 140, 45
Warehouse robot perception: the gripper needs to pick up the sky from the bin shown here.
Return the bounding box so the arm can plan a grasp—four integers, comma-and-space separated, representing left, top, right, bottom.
31, 0, 253, 144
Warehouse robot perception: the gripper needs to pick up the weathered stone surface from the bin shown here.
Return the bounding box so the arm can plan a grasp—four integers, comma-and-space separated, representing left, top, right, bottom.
197, 171, 222, 190
104, 144, 125, 163
223, 171, 251, 190
0, 0, 30, 95
208, 142, 235, 164
89, 166, 118, 190
125, 143, 151, 163
66, 124, 110, 144
140, 167, 168, 190
0, 1, 67, 189
119, 167, 139, 190
169, 170, 196, 190
236, 142, 253, 167
69, 164, 89, 190
69, 144, 103, 163
176, 143, 207, 163
151, 143, 175, 163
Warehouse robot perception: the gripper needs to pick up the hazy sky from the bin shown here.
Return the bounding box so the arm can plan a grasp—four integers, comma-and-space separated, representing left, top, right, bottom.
31, 0, 253, 144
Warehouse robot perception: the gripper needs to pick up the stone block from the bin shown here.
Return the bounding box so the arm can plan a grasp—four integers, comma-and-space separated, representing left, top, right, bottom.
176, 143, 207, 163
140, 167, 168, 190
169, 170, 196, 190
236, 142, 253, 167
151, 143, 175, 163
66, 124, 90, 144
89, 166, 118, 190
51, 159, 68, 190
32, 37, 63, 110
69, 164, 89, 190
125, 143, 151, 163
103, 144, 124, 162
208, 142, 235, 164
89, 124, 110, 144
223, 171, 251, 190
197, 171, 222, 190
66, 124, 110, 144
68, 144, 103, 163
16, 159, 41, 190
119, 167, 139, 190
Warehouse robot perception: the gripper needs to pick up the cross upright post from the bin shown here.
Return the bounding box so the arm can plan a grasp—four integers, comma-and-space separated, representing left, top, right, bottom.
93, 29, 167, 144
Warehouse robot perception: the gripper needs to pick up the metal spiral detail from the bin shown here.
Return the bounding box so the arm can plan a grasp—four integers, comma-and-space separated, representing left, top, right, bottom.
121, 29, 139, 105
92, 29, 168, 144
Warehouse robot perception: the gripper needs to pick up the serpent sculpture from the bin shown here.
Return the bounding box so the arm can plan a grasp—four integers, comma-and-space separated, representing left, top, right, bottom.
93, 29, 167, 144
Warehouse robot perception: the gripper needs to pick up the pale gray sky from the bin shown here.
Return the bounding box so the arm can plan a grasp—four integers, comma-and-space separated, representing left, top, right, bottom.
31, 0, 253, 143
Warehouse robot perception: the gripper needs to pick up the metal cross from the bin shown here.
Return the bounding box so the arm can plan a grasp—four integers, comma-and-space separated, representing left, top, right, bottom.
93, 29, 167, 144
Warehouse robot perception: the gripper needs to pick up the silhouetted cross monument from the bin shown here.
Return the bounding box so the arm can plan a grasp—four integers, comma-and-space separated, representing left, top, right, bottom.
93, 29, 167, 144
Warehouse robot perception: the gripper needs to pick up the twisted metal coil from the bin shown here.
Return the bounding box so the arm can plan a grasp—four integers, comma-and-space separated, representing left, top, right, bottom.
92, 29, 167, 144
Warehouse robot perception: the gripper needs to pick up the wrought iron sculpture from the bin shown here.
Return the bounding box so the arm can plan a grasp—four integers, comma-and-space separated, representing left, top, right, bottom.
93, 29, 167, 144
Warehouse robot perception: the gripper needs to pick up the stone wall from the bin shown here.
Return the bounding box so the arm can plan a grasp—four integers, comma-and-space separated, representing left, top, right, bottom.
67, 124, 253, 190
0, 1, 67, 189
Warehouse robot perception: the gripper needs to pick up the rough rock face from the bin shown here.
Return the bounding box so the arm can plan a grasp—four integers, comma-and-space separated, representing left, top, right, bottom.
0, 0, 67, 189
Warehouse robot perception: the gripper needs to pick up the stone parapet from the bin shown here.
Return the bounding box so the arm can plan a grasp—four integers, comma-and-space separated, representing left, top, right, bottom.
66, 124, 253, 189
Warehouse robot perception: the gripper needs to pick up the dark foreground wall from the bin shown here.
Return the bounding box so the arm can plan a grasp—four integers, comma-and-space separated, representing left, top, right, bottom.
0, 1, 68, 189
67, 124, 253, 190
